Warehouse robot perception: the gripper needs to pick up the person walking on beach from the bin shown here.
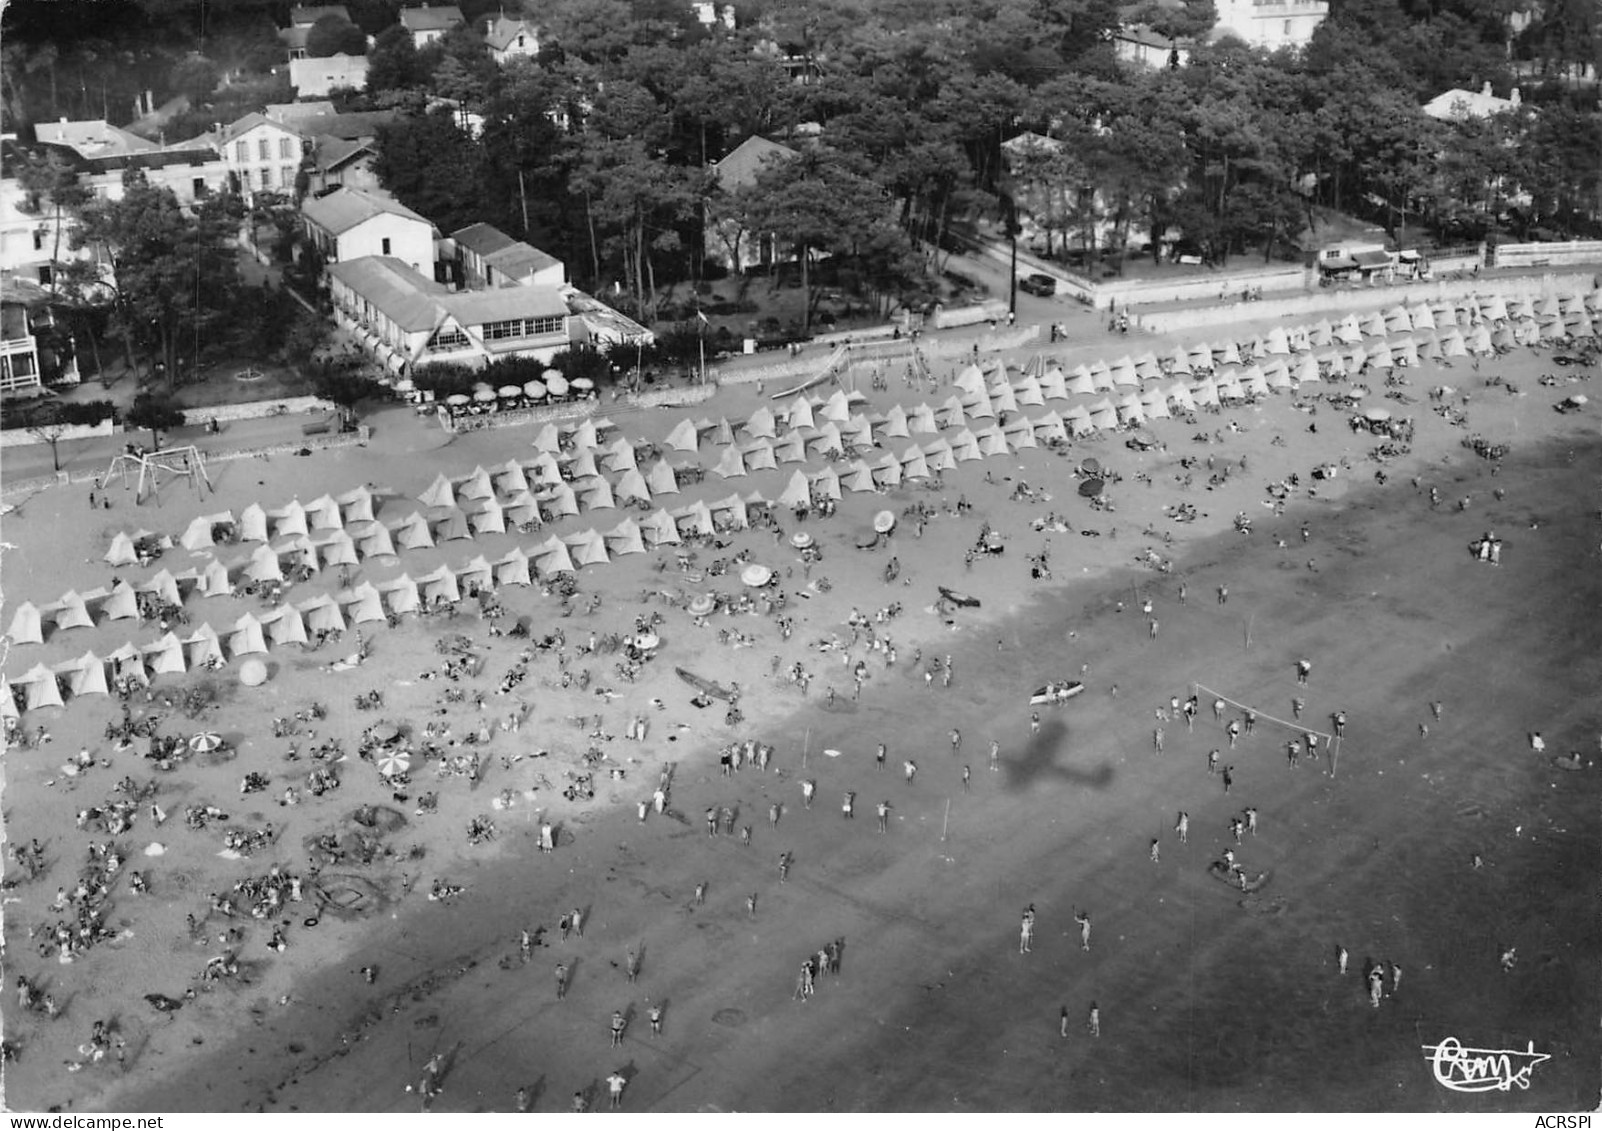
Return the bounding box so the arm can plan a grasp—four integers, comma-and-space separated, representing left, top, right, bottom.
989, 739, 1001, 771
554, 963, 569, 1000
1389, 961, 1402, 996
1175, 811, 1189, 843
1074, 909, 1092, 951
1149, 838, 1161, 864
607, 1070, 627, 1108
611, 1010, 627, 1045
705, 808, 718, 837
694, 881, 707, 906
1287, 739, 1301, 768
747, 893, 759, 918
769, 802, 781, 829
876, 743, 887, 771
519, 929, 533, 964
1217, 585, 1228, 605
1208, 749, 1220, 775
1183, 699, 1197, 730
950, 728, 961, 756
1227, 720, 1241, 748
962, 764, 972, 791
1212, 698, 1226, 722
842, 791, 855, 819
1088, 1002, 1100, 1037
1367, 968, 1384, 1008
1296, 659, 1311, 686
1031, 712, 1041, 736
1222, 766, 1234, 794
1333, 711, 1347, 738
571, 907, 586, 938
1336, 945, 1348, 975
1244, 806, 1257, 836
1230, 816, 1244, 843
625, 949, 640, 983
1061, 1006, 1071, 1038
1153, 727, 1164, 755
1020, 905, 1036, 954
539, 821, 555, 853
649, 1003, 663, 1036
903, 759, 918, 785
1244, 709, 1256, 735
802, 779, 816, 809
1149, 618, 1160, 640
778, 852, 791, 882
1292, 697, 1305, 720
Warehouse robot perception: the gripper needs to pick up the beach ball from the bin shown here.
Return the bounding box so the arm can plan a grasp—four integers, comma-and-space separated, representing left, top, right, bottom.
239, 659, 269, 687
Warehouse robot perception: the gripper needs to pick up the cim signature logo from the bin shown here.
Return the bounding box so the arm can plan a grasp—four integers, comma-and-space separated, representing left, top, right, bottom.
1422, 1037, 1551, 1093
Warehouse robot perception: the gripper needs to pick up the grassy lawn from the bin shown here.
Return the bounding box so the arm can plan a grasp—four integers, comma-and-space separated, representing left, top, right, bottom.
172, 361, 314, 409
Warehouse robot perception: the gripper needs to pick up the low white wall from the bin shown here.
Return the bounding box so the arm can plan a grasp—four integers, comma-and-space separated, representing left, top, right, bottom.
1495, 241, 1602, 270
0, 418, 116, 448
1137, 272, 1598, 334
1105, 266, 1309, 311
199, 394, 336, 423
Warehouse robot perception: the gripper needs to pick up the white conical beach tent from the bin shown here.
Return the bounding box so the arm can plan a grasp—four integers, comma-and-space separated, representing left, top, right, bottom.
565, 449, 600, 479
419, 474, 455, 509
6, 602, 43, 644
144, 632, 187, 676
744, 406, 777, 439
579, 478, 616, 511
900, 445, 930, 480
601, 437, 637, 472
665, 419, 699, 452
531, 423, 562, 453
673, 501, 715, 538
265, 605, 308, 646
316, 531, 359, 567
502, 490, 543, 527
181, 512, 233, 551
229, 613, 269, 658
20, 663, 64, 710
570, 419, 600, 450
98, 581, 138, 621
1335, 314, 1363, 344
1408, 304, 1435, 330
773, 432, 807, 464
54, 589, 100, 631
603, 518, 646, 556
431, 507, 472, 542
743, 440, 778, 471
1039, 368, 1069, 399
615, 469, 651, 505
938, 397, 966, 430
1140, 388, 1171, 418
271, 500, 309, 537
640, 509, 681, 547
709, 493, 750, 527
1383, 305, 1411, 333
534, 537, 575, 576
812, 465, 842, 499
418, 565, 461, 605
843, 460, 877, 492
455, 555, 495, 593
646, 461, 679, 496
379, 574, 420, 615
300, 594, 347, 635
494, 548, 533, 587
1003, 417, 1038, 447
1264, 326, 1290, 355
778, 470, 811, 509
198, 559, 233, 598
304, 494, 343, 530
238, 503, 269, 543
355, 523, 398, 559
63, 650, 108, 697
185, 624, 225, 668
1116, 394, 1146, 425
784, 396, 815, 430
458, 466, 495, 501
539, 483, 579, 518
1035, 410, 1070, 441
337, 485, 377, 524
493, 460, 530, 495
713, 444, 747, 479
881, 404, 911, 438
341, 582, 386, 623
819, 390, 851, 423
954, 364, 986, 396
873, 452, 903, 486
922, 438, 955, 471
808, 422, 845, 457
907, 403, 939, 434
1013, 375, 1045, 406
105, 532, 139, 566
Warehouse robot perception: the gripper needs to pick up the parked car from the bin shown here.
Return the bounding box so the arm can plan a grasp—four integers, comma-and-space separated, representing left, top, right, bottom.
1018, 272, 1057, 297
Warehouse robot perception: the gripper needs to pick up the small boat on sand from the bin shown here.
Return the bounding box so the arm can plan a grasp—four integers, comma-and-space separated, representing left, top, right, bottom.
676, 667, 733, 700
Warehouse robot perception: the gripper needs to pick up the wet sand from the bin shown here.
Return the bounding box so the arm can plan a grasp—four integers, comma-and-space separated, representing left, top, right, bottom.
3, 315, 1599, 1113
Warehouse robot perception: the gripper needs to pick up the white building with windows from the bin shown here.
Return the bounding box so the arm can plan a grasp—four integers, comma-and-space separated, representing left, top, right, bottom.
217, 114, 311, 204
452, 222, 565, 288
482, 14, 540, 63
325, 255, 573, 373
399, 4, 465, 47
301, 187, 435, 274
1212, 0, 1327, 49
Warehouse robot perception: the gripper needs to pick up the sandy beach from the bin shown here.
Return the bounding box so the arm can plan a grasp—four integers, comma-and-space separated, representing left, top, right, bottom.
2, 294, 1599, 1113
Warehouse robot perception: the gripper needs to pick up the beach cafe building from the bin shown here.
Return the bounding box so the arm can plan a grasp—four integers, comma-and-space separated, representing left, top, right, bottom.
326, 255, 573, 376
1315, 242, 1418, 283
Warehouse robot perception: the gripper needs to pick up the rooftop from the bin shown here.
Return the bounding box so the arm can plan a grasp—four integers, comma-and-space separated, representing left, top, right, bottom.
1423, 82, 1521, 121
327, 257, 448, 332
399, 4, 466, 32
35, 119, 157, 160
483, 13, 536, 49
302, 187, 430, 235
709, 136, 798, 190
453, 222, 562, 280
288, 5, 352, 27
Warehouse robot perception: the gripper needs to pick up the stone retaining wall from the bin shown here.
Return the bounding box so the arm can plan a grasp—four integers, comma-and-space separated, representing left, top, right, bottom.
0, 418, 117, 449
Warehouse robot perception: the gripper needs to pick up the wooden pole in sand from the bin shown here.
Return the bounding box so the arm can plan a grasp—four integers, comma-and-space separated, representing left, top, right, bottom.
941, 798, 950, 841
1330, 735, 1339, 780
1245, 613, 1254, 650
802, 727, 810, 770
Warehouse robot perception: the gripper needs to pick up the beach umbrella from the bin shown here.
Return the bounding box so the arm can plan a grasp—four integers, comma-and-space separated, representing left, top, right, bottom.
376, 749, 412, 777
1078, 478, 1105, 498
873, 510, 896, 534
1364, 407, 1392, 422
791, 531, 814, 549
473, 389, 497, 404
688, 594, 716, 617
741, 564, 773, 588
572, 377, 594, 392
546, 374, 570, 397
523, 380, 547, 400
498, 385, 522, 399
446, 394, 470, 407
190, 731, 224, 754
